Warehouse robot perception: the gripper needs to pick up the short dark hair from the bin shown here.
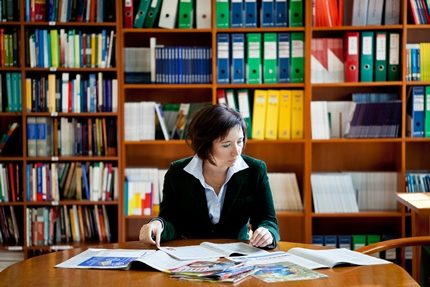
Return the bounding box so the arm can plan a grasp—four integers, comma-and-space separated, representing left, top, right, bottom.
185, 104, 247, 165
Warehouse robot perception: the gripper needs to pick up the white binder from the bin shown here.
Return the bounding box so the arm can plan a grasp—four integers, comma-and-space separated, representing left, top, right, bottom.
158, 0, 179, 29
196, 0, 211, 28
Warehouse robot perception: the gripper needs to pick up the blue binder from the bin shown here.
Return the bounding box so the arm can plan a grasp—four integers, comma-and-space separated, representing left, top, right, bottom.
231, 0, 244, 28
216, 33, 230, 84
231, 33, 245, 84
277, 33, 290, 83
407, 86, 425, 137
274, 0, 288, 26
261, 0, 274, 27
244, 0, 257, 27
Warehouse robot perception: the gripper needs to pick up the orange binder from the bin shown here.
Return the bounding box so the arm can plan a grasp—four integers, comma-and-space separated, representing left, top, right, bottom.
343, 31, 359, 82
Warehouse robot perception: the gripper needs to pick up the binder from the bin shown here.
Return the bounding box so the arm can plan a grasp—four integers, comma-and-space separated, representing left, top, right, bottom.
265, 89, 280, 139
124, 0, 134, 28
217, 89, 228, 105
374, 31, 387, 82
367, 235, 381, 257
134, 0, 151, 28
312, 235, 324, 246
196, 0, 212, 28
263, 33, 277, 84
366, 0, 384, 25
178, 0, 194, 29
274, 0, 288, 27
382, 234, 397, 262
244, 0, 258, 27
278, 89, 292, 139
231, 0, 244, 28
237, 89, 253, 139
338, 235, 352, 249
387, 32, 400, 81
406, 86, 425, 138
252, 89, 268, 140
324, 235, 338, 248
383, 0, 400, 25
360, 31, 374, 82
246, 33, 262, 84
291, 89, 303, 139
261, 0, 274, 27
277, 33, 290, 83
216, 0, 230, 28
225, 89, 238, 110
158, 0, 179, 29
231, 33, 245, 84
425, 86, 430, 137
344, 31, 360, 82
216, 33, 230, 84
143, 0, 162, 28
352, 234, 367, 250
289, 0, 303, 27
351, 0, 368, 26
290, 32, 304, 83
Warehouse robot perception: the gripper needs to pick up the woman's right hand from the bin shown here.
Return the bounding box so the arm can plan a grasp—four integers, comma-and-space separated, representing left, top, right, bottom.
139, 220, 162, 246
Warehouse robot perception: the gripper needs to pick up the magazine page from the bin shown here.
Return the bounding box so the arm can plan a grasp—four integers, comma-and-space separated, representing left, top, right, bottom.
200, 242, 269, 257
252, 262, 328, 283
55, 248, 154, 269
131, 250, 197, 272
287, 248, 392, 268
157, 245, 222, 261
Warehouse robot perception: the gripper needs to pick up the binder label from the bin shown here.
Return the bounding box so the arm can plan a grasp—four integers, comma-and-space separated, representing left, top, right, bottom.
389, 34, 399, 65
348, 37, 358, 55
362, 36, 372, 55
376, 34, 386, 60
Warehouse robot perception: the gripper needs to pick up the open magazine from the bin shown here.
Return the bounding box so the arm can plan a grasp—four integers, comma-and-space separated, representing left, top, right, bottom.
227, 248, 391, 270
158, 242, 269, 261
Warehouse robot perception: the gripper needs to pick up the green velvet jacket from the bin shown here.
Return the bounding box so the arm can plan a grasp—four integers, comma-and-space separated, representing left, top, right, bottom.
156, 155, 280, 246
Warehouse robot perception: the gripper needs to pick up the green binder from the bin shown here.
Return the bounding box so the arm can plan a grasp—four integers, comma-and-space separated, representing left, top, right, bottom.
237, 89, 253, 139
289, 0, 303, 27
360, 31, 374, 82
143, 0, 162, 28
216, 0, 230, 28
178, 0, 194, 29
290, 32, 304, 83
374, 31, 387, 82
246, 33, 262, 84
263, 33, 277, 84
134, 0, 151, 28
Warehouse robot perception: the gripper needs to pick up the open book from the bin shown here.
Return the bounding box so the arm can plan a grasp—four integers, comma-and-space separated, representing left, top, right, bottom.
227, 247, 391, 270
158, 242, 269, 261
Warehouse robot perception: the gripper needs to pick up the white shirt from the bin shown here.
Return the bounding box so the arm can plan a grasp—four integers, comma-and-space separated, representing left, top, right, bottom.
184, 155, 248, 224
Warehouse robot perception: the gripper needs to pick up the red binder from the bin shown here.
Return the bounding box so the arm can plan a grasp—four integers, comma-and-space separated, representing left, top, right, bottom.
343, 31, 360, 82
124, 0, 134, 28
217, 89, 227, 106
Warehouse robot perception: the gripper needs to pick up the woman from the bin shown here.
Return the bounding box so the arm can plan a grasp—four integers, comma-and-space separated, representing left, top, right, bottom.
139, 104, 280, 248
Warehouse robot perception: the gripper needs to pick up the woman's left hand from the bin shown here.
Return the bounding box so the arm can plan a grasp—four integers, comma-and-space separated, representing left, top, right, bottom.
249, 227, 273, 248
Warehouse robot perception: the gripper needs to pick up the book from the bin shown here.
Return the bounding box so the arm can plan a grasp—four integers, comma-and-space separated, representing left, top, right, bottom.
158, 242, 269, 261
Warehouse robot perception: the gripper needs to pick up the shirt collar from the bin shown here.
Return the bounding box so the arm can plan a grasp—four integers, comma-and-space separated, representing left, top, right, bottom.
184, 155, 249, 181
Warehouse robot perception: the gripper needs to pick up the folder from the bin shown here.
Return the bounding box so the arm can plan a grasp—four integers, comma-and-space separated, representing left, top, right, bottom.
327, 38, 344, 83
290, 32, 304, 83
278, 89, 292, 139
263, 33, 277, 84
406, 86, 425, 138
231, 33, 245, 84
217, 89, 227, 105
382, 235, 397, 263
312, 235, 324, 246
231, 0, 244, 28
383, 0, 400, 25
425, 86, 430, 138
360, 31, 374, 82
366, 0, 384, 25
178, 0, 194, 29
367, 235, 381, 257
274, 0, 288, 27
134, 0, 151, 28
374, 31, 387, 82
216, 33, 230, 84
291, 89, 303, 139
124, 0, 134, 28
252, 89, 268, 140
216, 0, 230, 28
246, 33, 262, 84
289, 0, 303, 27
225, 89, 238, 110
324, 235, 338, 248
244, 0, 257, 27
344, 31, 360, 82
352, 234, 367, 250
277, 33, 290, 83
143, 0, 162, 28
237, 89, 253, 139
196, 0, 212, 28
261, 0, 274, 27
338, 235, 352, 249
387, 32, 400, 81
265, 89, 280, 139
158, 0, 179, 29
351, 0, 368, 26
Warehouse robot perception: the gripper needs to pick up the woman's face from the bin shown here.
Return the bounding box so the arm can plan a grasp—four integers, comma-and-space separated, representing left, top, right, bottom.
211, 125, 244, 168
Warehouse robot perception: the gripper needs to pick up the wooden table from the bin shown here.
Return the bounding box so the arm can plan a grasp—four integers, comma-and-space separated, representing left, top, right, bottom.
396, 192, 430, 280
0, 239, 419, 287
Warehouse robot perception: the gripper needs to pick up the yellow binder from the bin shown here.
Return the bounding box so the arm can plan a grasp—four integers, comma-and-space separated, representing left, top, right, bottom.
265, 89, 280, 139
278, 89, 292, 139
252, 89, 268, 140
291, 90, 304, 139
